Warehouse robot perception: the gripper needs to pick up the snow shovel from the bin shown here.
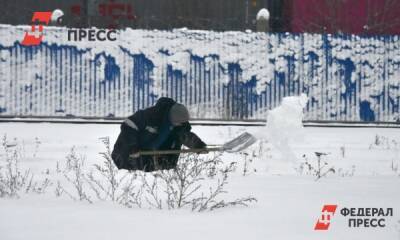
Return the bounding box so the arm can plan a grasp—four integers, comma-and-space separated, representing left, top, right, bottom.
133, 132, 257, 157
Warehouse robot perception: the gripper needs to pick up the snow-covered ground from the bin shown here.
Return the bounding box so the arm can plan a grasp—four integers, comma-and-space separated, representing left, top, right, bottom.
0, 122, 400, 240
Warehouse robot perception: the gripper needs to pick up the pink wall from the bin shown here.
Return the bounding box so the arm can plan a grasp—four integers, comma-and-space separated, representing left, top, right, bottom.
289, 0, 400, 35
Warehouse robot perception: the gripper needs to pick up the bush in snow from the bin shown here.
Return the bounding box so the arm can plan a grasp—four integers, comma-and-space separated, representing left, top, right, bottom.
0, 135, 51, 198
336, 165, 356, 178
297, 152, 335, 181
56, 137, 257, 211
369, 135, 400, 176
55, 142, 139, 206
87, 137, 142, 207
369, 134, 400, 150
391, 160, 400, 177
237, 151, 260, 176
142, 152, 256, 211
56, 147, 93, 203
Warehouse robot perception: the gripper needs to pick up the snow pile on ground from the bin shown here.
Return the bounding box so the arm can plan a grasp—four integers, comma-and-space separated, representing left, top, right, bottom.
252, 94, 308, 173
265, 93, 308, 147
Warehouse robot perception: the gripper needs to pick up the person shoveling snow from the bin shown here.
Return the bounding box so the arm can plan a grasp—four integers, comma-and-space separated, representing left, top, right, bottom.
112, 97, 257, 172
112, 97, 207, 172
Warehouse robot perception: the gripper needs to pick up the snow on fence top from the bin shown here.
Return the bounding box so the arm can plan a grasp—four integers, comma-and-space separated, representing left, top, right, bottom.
256, 8, 270, 20
0, 24, 399, 122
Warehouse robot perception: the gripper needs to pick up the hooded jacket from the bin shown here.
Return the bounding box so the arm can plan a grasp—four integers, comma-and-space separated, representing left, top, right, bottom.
111, 97, 206, 171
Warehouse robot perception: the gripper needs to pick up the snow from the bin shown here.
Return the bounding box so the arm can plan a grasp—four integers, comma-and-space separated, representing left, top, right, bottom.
50, 9, 64, 24
1, 176, 399, 240
256, 8, 270, 21
251, 94, 308, 172
264, 94, 308, 161
0, 122, 400, 240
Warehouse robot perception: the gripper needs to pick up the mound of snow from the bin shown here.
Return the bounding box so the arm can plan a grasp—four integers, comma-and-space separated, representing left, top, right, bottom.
253, 94, 308, 173
266, 94, 308, 143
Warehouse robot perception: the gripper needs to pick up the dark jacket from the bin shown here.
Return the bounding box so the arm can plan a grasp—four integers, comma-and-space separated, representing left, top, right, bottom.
111, 97, 206, 172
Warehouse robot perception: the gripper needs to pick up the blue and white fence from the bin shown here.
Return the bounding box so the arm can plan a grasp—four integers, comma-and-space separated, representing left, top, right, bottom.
0, 25, 399, 122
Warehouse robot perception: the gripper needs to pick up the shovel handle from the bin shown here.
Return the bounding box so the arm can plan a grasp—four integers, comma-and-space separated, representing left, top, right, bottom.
135, 147, 223, 156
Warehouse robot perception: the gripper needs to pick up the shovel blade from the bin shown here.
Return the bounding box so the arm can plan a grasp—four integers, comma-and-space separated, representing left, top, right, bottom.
223, 132, 257, 153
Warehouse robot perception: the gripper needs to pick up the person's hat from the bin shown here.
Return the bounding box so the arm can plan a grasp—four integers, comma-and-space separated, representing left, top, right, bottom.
169, 103, 189, 126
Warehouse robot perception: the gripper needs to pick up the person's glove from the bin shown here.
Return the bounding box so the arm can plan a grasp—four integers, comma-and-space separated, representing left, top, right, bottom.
198, 146, 209, 155
130, 150, 140, 158
126, 150, 141, 171
198, 151, 209, 155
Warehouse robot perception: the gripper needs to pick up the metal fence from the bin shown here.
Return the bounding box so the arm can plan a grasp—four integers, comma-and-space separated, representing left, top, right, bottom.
0, 25, 399, 122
